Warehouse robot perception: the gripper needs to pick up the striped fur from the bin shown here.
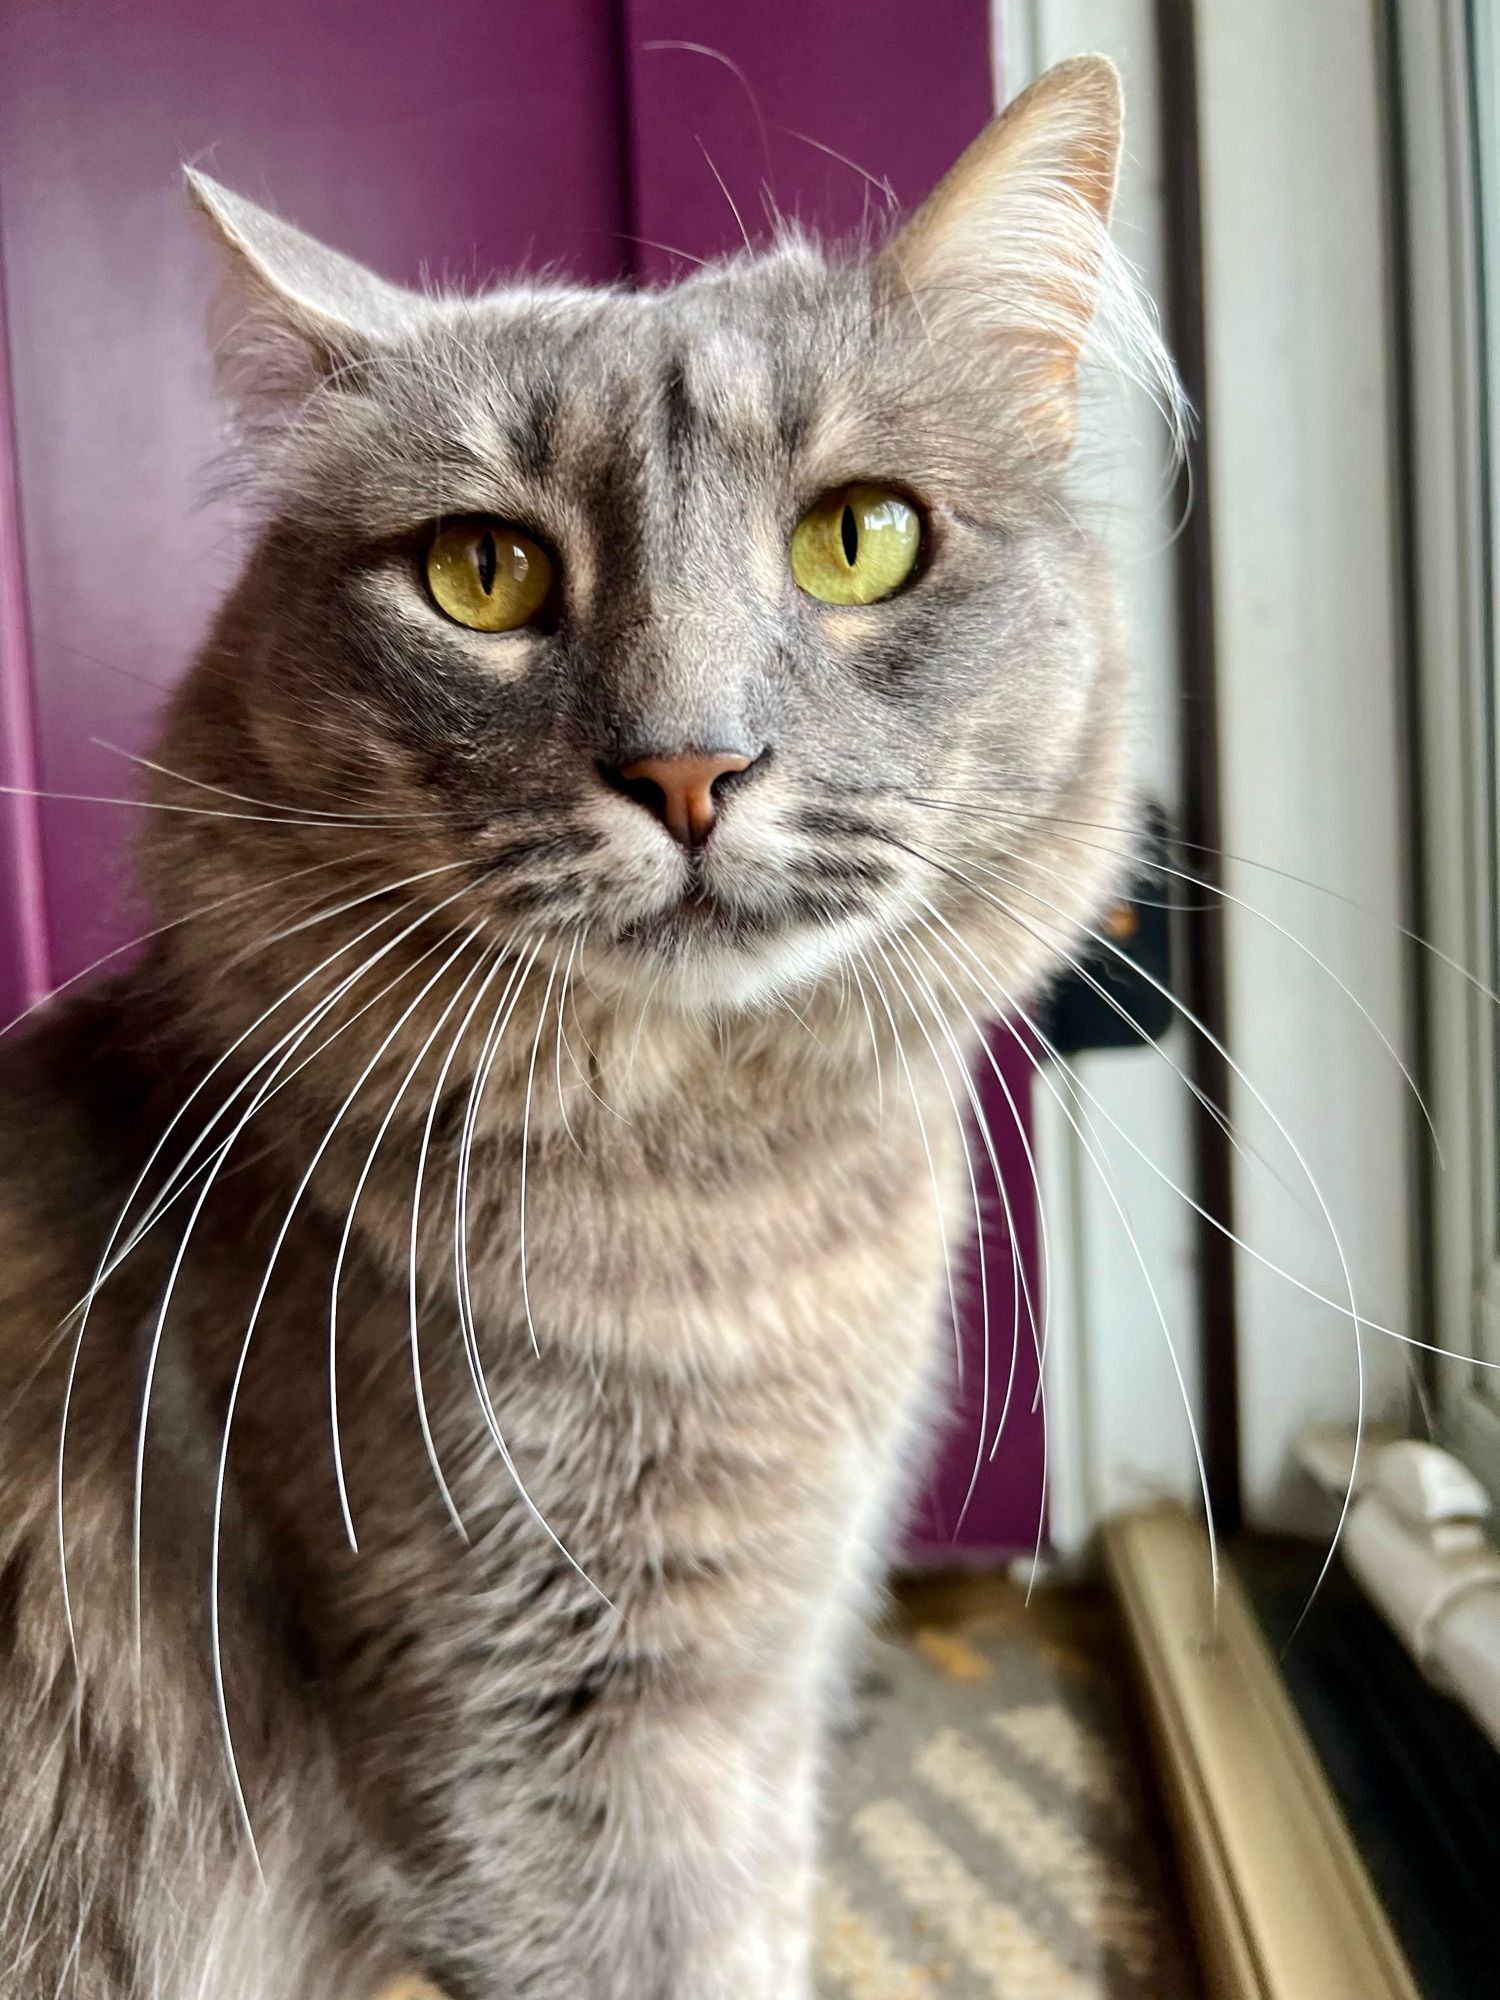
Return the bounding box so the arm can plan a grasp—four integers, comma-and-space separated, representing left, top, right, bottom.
0, 57, 1167, 1997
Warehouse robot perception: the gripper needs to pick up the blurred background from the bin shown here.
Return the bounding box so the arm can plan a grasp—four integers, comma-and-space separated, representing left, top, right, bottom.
2, 2, 1499, 1995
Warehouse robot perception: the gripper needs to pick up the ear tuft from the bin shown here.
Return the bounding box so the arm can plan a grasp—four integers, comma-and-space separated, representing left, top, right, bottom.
185, 171, 417, 426
882, 54, 1155, 461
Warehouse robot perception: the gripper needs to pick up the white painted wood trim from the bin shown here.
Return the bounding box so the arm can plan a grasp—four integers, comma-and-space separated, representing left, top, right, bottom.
996, 0, 1205, 1558
1193, 0, 1413, 1530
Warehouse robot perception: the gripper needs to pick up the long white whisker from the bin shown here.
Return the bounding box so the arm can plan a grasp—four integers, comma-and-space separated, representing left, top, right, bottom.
916, 908, 1220, 1604
898, 918, 1063, 1597
553, 936, 585, 1157
855, 946, 964, 1395
451, 949, 609, 1600
328, 926, 489, 1550
886, 934, 1047, 1522
0, 849, 364, 1051
217, 857, 473, 976
916, 887, 1500, 1371
406, 944, 524, 1536
0, 779, 407, 830
130, 874, 494, 1667
967, 855, 1365, 1630
955, 829, 1443, 1170
518, 958, 560, 1359
59, 861, 476, 1671
208, 900, 493, 1858
845, 955, 885, 1123
904, 909, 1055, 1405
92, 740, 429, 825
874, 938, 1003, 1536
558, 955, 626, 1124
914, 789, 1498, 1080
404, 945, 513, 1538
102, 877, 486, 1299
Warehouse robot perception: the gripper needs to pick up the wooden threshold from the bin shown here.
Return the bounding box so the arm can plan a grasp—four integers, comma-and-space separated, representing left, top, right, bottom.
1103, 1502, 1421, 2000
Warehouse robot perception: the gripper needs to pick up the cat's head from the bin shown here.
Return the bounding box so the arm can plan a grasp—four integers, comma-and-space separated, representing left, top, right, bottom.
159, 56, 1176, 1021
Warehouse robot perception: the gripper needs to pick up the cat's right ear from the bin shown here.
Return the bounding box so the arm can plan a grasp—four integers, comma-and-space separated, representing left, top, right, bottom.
185, 172, 416, 420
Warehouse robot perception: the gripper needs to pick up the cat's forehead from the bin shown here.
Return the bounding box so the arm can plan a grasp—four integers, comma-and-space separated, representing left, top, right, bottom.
337, 250, 886, 533
467, 249, 871, 451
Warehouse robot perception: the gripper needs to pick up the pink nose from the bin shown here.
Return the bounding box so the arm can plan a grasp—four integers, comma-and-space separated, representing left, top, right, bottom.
613, 750, 753, 848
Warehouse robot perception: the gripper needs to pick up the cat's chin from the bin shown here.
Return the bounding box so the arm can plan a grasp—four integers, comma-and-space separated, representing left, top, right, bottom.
603, 903, 878, 1015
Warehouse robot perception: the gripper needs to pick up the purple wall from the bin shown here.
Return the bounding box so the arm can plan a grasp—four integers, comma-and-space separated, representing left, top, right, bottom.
0, 0, 629, 991
0, 0, 1043, 1556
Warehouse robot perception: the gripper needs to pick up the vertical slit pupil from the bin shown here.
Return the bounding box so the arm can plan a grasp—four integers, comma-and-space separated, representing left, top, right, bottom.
477, 531, 498, 596
839, 504, 859, 567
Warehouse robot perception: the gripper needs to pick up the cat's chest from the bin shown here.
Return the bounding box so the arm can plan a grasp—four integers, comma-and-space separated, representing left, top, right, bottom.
382, 1061, 958, 1381
275, 1296, 921, 1890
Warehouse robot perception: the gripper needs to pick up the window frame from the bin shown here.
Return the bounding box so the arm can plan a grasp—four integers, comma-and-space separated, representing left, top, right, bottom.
1399, 0, 1500, 1500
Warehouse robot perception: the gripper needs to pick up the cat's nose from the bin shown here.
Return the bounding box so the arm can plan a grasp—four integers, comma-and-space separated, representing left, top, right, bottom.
609, 750, 756, 848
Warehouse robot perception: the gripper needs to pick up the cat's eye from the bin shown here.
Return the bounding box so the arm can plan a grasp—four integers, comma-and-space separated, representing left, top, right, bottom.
425, 521, 553, 632
789, 483, 923, 606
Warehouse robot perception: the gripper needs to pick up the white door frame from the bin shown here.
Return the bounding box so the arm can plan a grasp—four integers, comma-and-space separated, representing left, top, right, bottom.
1003, 0, 1418, 1549
998, 0, 1207, 1558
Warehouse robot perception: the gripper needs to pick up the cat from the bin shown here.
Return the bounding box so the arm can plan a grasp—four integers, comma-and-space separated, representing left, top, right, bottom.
0, 53, 1177, 2000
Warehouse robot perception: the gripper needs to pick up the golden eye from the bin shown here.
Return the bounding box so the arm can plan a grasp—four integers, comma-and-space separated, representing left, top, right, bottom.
425, 521, 553, 632
789, 483, 922, 606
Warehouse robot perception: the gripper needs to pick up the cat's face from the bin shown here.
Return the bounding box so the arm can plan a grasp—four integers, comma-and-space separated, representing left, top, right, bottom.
174, 59, 1171, 1016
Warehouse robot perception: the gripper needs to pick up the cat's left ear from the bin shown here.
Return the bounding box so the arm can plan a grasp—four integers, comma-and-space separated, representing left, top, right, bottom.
186, 171, 418, 419
879, 54, 1123, 460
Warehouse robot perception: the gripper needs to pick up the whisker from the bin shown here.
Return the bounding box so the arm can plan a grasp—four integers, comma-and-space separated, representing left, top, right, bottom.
0, 779, 408, 831
899, 915, 1065, 1594
218, 857, 474, 976
913, 879, 1500, 1370
955, 851, 1367, 1630
58, 861, 481, 1671
558, 951, 625, 1124
90, 740, 433, 826
915, 908, 1221, 1606
328, 925, 490, 1550
0, 848, 367, 1050
518, 956, 560, 1359
130, 872, 496, 1667
451, 949, 609, 1600
845, 955, 885, 1123
935, 813, 1443, 1168
904, 915, 1055, 1406
910, 788, 1500, 1028
552, 936, 586, 1157
98, 866, 482, 1295
208, 898, 498, 1856
854, 946, 964, 1396
887, 932, 1048, 1489
405, 944, 514, 1541
695, 137, 754, 254
874, 938, 1005, 1537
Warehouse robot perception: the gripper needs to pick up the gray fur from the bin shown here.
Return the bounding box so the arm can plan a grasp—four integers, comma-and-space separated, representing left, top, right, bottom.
0, 57, 1167, 1998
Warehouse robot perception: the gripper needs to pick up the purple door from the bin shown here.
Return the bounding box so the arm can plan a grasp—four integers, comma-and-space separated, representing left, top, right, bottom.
0, 0, 1042, 1556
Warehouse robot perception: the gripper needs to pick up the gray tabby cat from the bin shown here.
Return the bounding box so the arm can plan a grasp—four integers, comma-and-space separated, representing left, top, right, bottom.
0, 54, 1175, 2000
